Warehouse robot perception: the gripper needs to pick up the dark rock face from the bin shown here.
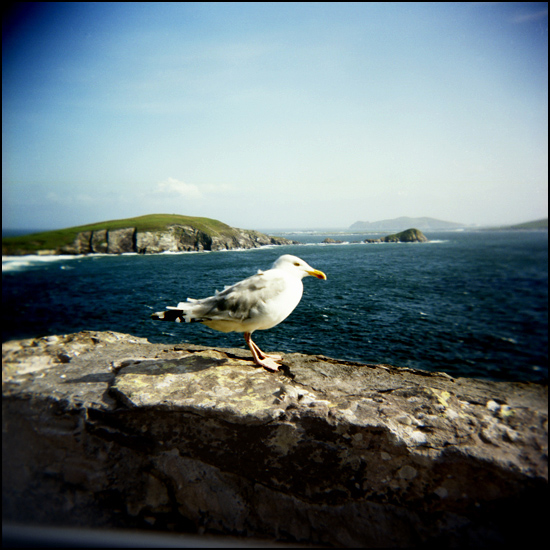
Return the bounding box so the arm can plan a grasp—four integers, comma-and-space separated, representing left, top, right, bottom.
91, 229, 108, 253
2, 331, 547, 546
390, 228, 428, 242
74, 230, 92, 254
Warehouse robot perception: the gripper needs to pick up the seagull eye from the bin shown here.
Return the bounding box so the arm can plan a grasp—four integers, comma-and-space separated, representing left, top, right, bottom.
293, 262, 300, 266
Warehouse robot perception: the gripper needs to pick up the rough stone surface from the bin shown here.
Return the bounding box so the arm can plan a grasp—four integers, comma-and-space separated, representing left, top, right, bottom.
107, 228, 136, 254
91, 229, 109, 253
2, 331, 547, 547
138, 225, 213, 253
74, 231, 92, 254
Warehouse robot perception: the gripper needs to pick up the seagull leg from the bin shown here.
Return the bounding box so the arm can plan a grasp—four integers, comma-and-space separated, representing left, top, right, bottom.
249, 341, 283, 362
244, 332, 283, 372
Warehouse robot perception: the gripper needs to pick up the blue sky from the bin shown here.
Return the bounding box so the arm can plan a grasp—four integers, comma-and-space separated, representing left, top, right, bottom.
2, 2, 548, 231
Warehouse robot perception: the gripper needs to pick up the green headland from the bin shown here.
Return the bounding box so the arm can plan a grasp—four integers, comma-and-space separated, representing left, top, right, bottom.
2, 214, 242, 255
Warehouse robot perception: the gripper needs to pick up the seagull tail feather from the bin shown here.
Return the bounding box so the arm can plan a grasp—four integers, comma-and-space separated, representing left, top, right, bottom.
151, 309, 187, 323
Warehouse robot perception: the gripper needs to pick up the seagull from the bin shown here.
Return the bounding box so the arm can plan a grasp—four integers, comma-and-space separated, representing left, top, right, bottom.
151, 254, 327, 371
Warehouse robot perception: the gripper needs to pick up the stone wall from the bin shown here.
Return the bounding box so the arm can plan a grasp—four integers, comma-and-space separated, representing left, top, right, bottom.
2, 331, 547, 546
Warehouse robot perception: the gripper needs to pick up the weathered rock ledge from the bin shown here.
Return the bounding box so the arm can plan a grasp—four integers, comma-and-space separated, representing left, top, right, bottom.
2, 331, 547, 547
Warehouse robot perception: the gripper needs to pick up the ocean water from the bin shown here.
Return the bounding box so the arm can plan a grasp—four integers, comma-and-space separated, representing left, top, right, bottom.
2, 230, 548, 383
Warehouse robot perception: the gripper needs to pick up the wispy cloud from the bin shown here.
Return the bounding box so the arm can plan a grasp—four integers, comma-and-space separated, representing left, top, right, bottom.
153, 177, 202, 199
511, 8, 548, 24
151, 178, 237, 198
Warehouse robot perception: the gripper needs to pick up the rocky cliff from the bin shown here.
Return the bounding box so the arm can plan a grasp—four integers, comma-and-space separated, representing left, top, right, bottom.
2, 331, 547, 547
57, 225, 295, 255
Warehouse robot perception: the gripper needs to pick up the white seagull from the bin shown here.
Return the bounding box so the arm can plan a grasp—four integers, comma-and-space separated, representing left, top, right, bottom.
151, 254, 327, 371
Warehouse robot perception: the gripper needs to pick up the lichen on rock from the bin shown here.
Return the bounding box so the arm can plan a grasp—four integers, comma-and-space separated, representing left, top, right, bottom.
2, 331, 547, 546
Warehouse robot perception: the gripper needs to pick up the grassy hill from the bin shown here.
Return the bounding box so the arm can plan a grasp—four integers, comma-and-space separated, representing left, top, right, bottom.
507, 218, 548, 230
2, 214, 242, 255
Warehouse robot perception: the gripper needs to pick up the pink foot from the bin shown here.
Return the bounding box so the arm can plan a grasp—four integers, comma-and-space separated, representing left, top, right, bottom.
255, 356, 282, 372
244, 333, 283, 372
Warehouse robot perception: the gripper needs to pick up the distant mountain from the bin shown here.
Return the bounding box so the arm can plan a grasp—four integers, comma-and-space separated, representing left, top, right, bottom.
507, 218, 548, 230
350, 217, 466, 232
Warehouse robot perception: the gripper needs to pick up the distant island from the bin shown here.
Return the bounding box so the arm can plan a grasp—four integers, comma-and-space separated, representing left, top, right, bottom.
323, 228, 429, 244
496, 218, 548, 230
350, 217, 466, 232
350, 216, 548, 232
364, 228, 428, 243
1, 214, 297, 256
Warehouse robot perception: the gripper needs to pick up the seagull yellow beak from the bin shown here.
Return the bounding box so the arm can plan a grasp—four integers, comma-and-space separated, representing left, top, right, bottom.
308, 269, 327, 280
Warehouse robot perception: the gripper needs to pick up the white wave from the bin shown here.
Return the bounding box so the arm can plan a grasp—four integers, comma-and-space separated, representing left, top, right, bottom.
2, 254, 84, 272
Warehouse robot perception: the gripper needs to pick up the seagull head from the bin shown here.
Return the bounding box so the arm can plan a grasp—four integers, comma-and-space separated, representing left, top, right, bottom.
272, 254, 327, 280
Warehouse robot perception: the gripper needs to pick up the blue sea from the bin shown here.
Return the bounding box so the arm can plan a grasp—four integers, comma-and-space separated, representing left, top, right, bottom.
2, 230, 548, 384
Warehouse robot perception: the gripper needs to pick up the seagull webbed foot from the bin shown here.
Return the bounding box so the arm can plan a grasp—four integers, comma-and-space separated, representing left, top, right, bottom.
255, 356, 282, 372
244, 332, 283, 372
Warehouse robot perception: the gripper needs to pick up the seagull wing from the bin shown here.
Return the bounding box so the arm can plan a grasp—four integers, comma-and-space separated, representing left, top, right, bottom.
174, 269, 300, 333
194, 271, 287, 321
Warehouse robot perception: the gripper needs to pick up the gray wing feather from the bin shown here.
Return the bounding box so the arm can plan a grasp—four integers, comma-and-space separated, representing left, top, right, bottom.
190, 273, 286, 321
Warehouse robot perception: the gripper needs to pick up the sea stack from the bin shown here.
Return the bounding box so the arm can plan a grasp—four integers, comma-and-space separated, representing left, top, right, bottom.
365, 227, 429, 243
